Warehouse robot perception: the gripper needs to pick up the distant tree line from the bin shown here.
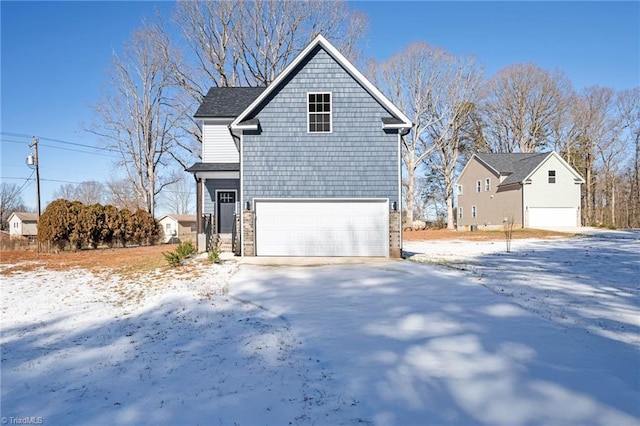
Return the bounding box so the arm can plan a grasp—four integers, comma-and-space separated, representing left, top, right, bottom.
37, 199, 160, 252
88, 1, 638, 229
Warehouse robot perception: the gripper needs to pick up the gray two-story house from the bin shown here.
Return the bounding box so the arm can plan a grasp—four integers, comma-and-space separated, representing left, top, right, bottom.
187, 35, 412, 257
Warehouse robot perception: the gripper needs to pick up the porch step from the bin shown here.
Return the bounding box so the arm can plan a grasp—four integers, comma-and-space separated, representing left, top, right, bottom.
216, 234, 233, 253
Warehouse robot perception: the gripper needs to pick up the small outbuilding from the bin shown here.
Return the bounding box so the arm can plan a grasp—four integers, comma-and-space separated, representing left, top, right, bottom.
8, 212, 38, 239
158, 214, 197, 244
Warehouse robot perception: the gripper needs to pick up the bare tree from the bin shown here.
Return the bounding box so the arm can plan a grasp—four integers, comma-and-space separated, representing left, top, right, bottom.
165, 0, 368, 152
104, 178, 146, 212
53, 181, 105, 205
617, 88, 640, 227
423, 53, 483, 229
371, 42, 480, 225
0, 183, 30, 231
480, 63, 572, 153
568, 87, 626, 225
161, 174, 195, 215
88, 23, 183, 217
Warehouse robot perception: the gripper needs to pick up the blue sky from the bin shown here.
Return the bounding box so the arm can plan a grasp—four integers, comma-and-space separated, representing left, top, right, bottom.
1, 1, 638, 213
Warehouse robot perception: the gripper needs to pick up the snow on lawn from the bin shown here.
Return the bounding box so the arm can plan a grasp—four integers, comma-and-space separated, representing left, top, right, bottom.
2, 231, 639, 425
1, 261, 359, 425
404, 230, 640, 348
231, 232, 640, 425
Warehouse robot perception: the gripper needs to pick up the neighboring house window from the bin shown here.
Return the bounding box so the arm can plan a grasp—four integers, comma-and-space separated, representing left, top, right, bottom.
165, 223, 171, 232
485, 178, 491, 191
14, 222, 18, 228
548, 170, 556, 183
458, 207, 463, 219
308, 92, 331, 133
472, 205, 477, 218
457, 185, 463, 195
476, 180, 481, 193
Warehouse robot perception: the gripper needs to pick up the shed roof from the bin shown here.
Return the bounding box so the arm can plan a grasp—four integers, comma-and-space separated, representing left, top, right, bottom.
185, 163, 239, 173
159, 214, 197, 223
194, 87, 266, 118
10, 212, 38, 222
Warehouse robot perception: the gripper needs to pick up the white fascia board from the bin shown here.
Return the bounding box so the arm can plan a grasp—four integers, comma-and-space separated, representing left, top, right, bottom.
382, 123, 408, 130
193, 171, 239, 180
233, 123, 259, 131
231, 34, 412, 130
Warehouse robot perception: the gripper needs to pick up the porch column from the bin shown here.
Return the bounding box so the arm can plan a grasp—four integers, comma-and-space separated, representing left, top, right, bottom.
196, 177, 203, 234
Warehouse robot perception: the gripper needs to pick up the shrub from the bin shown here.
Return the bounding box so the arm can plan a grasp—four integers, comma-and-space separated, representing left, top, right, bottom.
208, 236, 222, 264
164, 240, 197, 267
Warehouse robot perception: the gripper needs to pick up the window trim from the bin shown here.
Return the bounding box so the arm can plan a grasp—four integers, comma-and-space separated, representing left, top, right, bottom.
472, 205, 477, 218
485, 178, 491, 191
457, 184, 463, 195
548, 170, 556, 184
476, 180, 481, 193
307, 92, 332, 133
458, 207, 463, 219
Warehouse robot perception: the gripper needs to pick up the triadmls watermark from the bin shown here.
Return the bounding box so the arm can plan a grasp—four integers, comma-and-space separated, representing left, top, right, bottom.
1, 417, 44, 425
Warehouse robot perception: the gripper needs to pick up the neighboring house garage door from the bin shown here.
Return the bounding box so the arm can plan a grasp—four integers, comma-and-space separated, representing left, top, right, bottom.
254, 199, 389, 256
529, 207, 578, 228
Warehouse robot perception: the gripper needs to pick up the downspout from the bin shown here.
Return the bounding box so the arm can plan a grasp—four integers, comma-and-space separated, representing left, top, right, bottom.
398, 126, 411, 255
521, 182, 526, 228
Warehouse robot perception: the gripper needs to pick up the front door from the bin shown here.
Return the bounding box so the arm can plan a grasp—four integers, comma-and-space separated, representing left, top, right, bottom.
217, 191, 236, 233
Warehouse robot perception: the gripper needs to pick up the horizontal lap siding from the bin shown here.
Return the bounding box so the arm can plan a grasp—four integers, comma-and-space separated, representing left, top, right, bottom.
243, 47, 399, 202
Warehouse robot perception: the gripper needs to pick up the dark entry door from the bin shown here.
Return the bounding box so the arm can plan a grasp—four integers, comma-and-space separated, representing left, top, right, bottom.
217, 191, 236, 233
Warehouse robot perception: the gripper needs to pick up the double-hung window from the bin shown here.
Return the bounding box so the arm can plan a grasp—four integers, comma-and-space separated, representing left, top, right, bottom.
472, 205, 477, 218
458, 207, 463, 219
308, 92, 331, 133
548, 170, 556, 184
485, 178, 491, 191
476, 180, 481, 193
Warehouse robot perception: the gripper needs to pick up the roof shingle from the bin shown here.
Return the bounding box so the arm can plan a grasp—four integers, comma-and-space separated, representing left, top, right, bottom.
194, 87, 266, 118
475, 152, 551, 186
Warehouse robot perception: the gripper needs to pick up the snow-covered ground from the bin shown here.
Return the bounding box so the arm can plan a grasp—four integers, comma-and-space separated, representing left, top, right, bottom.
2, 231, 639, 425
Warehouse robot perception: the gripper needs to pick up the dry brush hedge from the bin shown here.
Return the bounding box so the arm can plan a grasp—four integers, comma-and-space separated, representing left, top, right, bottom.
37, 199, 161, 251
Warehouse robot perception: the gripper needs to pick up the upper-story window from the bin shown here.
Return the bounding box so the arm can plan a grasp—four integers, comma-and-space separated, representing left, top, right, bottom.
458, 207, 463, 219
457, 184, 463, 195
548, 170, 556, 184
485, 178, 491, 191
476, 180, 481, 193
308, 92, 331, 133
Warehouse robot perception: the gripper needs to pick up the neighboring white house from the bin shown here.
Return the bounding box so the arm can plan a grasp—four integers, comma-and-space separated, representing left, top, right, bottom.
456, 152, 585, 230
8, 212, 38, 239
158, 214, 197, 243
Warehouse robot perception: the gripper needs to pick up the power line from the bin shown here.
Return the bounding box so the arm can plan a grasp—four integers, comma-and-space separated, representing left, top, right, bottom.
0, 131, 121, 153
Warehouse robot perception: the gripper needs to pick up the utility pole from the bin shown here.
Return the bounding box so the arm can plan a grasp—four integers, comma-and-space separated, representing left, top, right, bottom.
29, 136, 41, 218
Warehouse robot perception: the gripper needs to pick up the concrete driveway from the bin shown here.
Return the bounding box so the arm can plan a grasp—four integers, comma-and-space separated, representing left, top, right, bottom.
229, 260, 639, 425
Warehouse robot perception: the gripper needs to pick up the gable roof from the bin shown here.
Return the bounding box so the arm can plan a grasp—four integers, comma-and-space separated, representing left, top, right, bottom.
9, 212, 38, 222
159, 214, 197, 223
194, 87, 266, 118
460, 152, 585, 186
476, 152, 549, 185
230, 35, 412, 131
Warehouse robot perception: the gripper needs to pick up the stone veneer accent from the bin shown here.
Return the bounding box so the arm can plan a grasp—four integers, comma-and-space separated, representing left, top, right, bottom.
389, 210, 401, 258
242, 210, 255, 256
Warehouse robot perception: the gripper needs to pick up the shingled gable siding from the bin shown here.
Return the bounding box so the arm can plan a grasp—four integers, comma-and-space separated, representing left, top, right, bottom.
242, 47, 399, 203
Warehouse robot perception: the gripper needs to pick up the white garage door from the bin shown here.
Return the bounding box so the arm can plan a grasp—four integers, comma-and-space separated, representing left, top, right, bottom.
254, 199, 389, 256
529, 207, 577, 228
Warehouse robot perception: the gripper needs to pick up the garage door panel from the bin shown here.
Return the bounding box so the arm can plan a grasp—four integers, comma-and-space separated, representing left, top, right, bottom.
529, 207, 577, 227
255, 200, 388, 256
